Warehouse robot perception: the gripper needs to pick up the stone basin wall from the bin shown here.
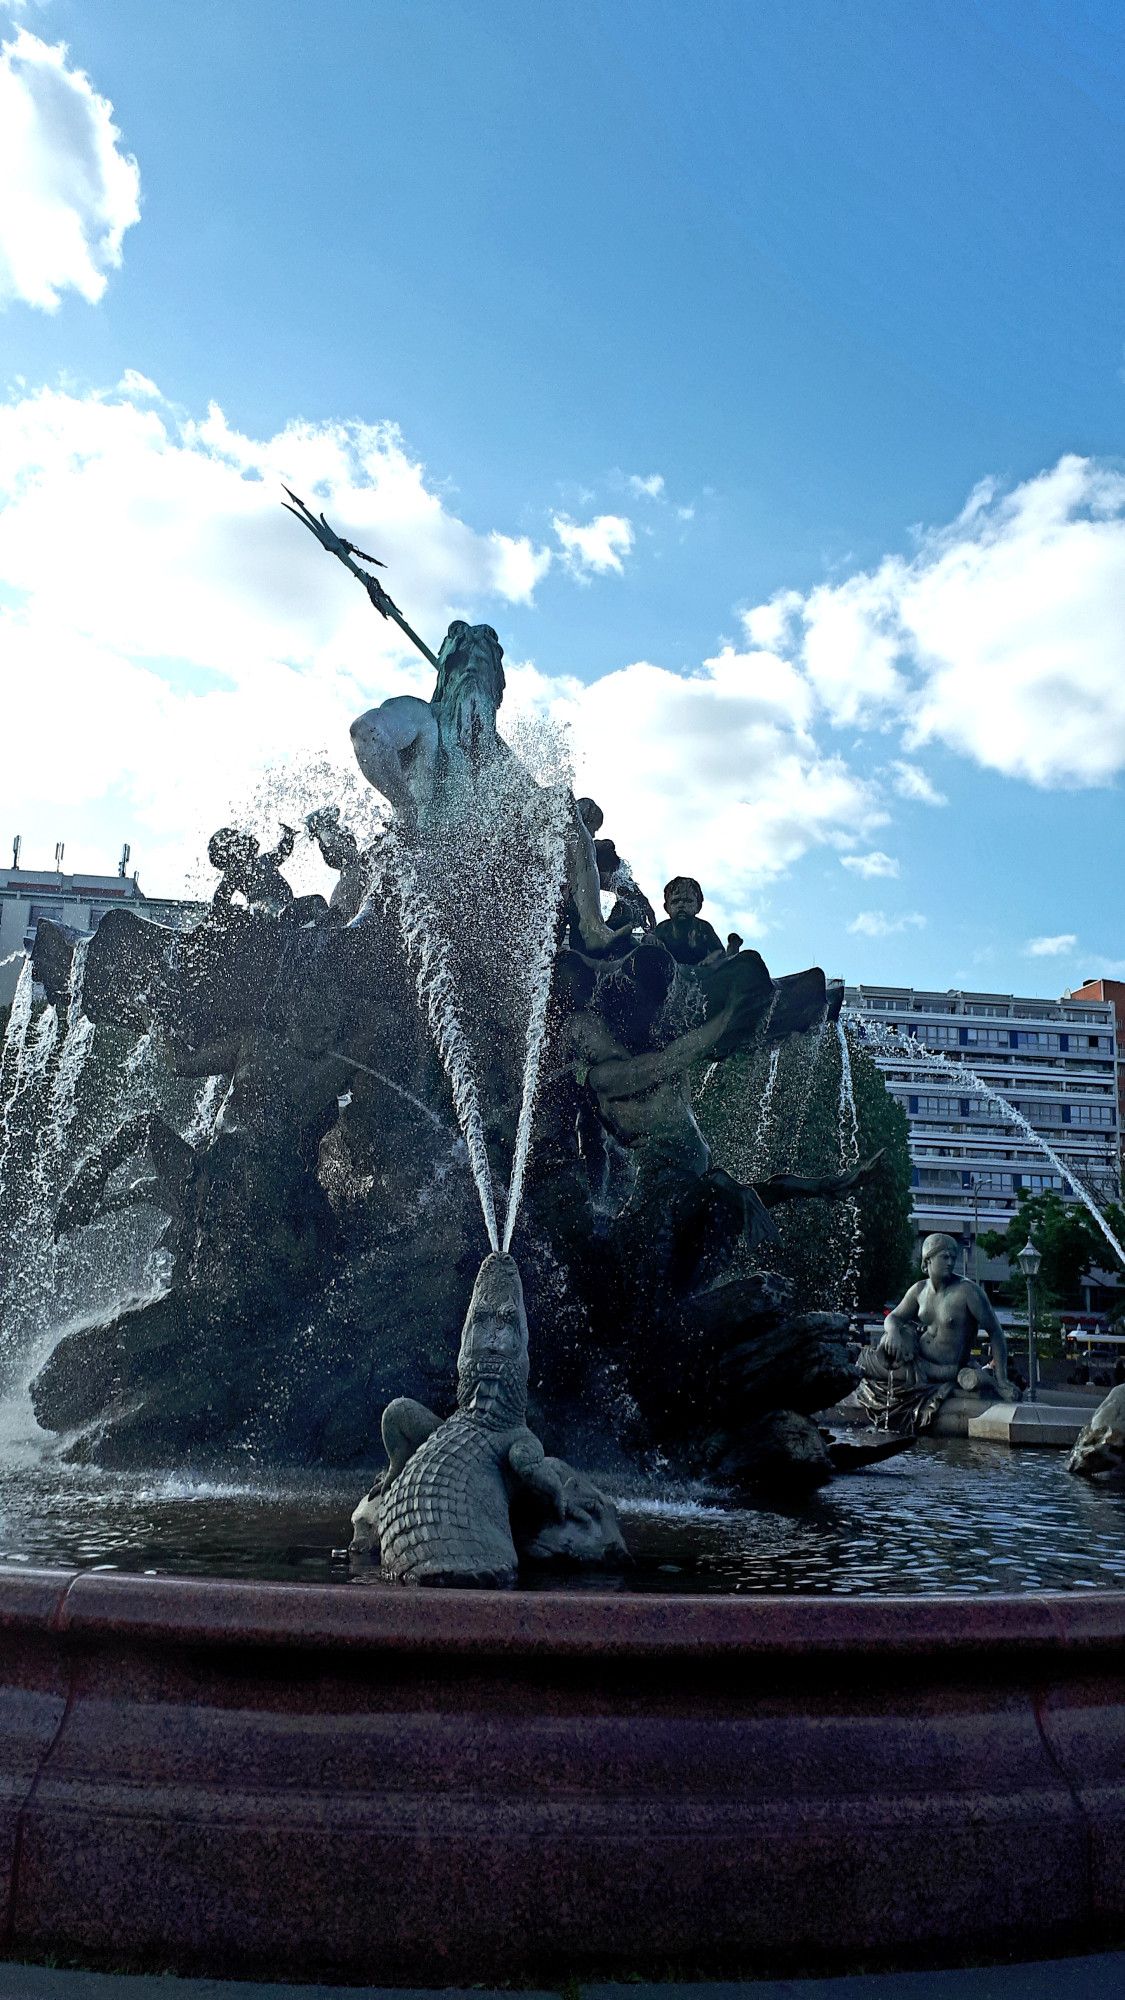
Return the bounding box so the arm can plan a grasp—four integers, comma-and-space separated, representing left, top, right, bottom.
0, 1567, 1123, 1984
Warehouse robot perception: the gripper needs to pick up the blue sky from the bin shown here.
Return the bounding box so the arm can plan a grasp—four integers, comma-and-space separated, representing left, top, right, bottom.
1, 0, 1123, 993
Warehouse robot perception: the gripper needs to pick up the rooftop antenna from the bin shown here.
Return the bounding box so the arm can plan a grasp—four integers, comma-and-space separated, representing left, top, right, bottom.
54, 841, 65, 874
11, 835, 20, 870
119, 841, 131, 878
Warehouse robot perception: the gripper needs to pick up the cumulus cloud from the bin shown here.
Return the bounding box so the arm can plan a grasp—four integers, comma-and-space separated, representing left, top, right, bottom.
840, 851, 900, 879
511, 642, 886, 937
486, 532, 552, 602
746, 456, 1125, 789
552, 511, 634, 577
0, 383, 555, 887
627, 473, 664, 499
847, 911, 927, 938
1027, 934, 1078, 958
890, 760, 947, 807
116, 368, 161, 400
0, 29, 140, 310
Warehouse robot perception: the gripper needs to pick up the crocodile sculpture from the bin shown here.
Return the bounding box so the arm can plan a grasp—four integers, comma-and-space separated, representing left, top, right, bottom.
353, 1251, 627, 1584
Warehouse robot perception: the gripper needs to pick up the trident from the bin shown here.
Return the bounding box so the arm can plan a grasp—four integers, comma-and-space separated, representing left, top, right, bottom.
281, 486, 439, 669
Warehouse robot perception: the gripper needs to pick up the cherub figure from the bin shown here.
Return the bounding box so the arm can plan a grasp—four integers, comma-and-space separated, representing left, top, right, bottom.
208, 824, 297, 919
305, 806, 370, 922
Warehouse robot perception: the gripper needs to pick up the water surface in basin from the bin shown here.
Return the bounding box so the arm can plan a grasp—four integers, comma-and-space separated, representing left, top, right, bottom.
0, 1440, 1122, 1593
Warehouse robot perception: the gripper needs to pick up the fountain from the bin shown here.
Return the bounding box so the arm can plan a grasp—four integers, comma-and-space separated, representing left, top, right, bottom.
0, 506, 1123, 1985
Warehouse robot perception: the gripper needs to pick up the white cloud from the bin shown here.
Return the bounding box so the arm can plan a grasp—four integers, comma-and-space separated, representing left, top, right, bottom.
742, 590, 802, 653
840, 851, 900, 879
627, 473, 664, 499
800, 570, 907, 726
0, 382, 558, 889
746, 456, 1125, 789
890, 760, 947, 807
512, 642, 886, 938
1026, 934, 1078, 958
486, 531, 552, 603
0, 29, 140, 311
116, 368, 161, 401
552, 511, 634, 577
847, 911, 927, 938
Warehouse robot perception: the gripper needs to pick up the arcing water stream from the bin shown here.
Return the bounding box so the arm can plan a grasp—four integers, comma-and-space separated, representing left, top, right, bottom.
501, 777, 572, 1252
381, 831, 501, 1252
849, 1015, 1125, 1270
834, 1017, 862, 1316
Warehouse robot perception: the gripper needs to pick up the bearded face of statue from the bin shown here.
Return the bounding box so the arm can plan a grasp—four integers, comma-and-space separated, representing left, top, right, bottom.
432, 621, 506, 752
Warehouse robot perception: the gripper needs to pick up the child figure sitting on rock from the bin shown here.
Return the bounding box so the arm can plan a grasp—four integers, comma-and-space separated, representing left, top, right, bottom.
653, 876, 737, 968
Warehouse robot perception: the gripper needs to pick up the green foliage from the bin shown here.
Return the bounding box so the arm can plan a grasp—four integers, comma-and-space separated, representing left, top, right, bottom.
695, 1027, 915, 1313
978, 1189, 1125, 1313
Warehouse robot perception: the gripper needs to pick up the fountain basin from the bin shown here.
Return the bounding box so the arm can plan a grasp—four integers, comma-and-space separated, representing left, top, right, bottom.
1, 1565, 1123, 1984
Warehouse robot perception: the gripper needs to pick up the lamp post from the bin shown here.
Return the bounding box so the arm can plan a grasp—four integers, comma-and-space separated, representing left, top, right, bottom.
1017, 1236, 1042, 1403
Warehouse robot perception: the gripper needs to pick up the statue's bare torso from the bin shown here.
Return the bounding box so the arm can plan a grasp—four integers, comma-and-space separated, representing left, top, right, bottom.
888, 1274, 997, 1378
350, 622, 509, 833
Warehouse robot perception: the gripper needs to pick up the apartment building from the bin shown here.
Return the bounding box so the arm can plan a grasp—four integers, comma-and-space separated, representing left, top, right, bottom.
843, 983, 1120, 1279
1069, 978, 1125, 1175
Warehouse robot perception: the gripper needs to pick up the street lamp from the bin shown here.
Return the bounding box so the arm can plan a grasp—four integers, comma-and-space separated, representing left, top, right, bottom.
1017, 1236, 1042, 1403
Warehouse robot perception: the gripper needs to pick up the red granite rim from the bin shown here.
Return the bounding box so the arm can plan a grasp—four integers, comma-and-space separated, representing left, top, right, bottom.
2, 1563, 1124, 1656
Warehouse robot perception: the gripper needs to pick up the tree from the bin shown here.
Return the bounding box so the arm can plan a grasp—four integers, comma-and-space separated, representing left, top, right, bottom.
979, 1190, 1125, 1314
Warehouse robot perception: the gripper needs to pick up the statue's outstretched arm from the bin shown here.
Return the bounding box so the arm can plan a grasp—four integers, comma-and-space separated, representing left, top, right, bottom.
565, 811, 618, 953
55, 1114, 192, 1237
755, 1150, 885, 1209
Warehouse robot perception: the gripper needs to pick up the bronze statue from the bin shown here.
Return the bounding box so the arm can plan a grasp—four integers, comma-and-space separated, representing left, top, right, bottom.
653, 877, 734, 967
857, 1231, 1018, 1433
305, 805, 370, 922
208, 824, 297, 919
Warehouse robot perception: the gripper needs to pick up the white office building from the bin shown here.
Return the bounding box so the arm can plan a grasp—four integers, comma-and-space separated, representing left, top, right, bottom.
843, 984, 1121, 1281
0, 845, 202, 1009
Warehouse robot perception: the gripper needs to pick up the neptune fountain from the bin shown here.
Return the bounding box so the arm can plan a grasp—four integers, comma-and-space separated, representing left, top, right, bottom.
0, 490, 902, 1584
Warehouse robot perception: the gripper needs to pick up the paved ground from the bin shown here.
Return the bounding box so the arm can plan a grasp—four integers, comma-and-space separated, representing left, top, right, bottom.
1, 1954, 1125, 2000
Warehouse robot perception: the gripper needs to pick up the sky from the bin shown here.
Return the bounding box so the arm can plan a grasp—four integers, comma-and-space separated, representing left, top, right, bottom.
0, 0, 1123, 994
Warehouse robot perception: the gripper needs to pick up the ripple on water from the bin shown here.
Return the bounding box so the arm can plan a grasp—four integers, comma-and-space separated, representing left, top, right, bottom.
0, 1441, 1122, 1592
